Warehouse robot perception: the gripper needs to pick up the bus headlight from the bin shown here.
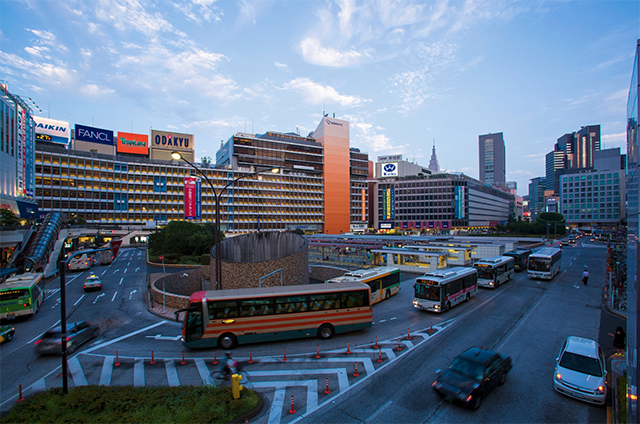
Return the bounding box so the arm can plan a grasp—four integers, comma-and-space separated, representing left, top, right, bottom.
434, 305, 440, 310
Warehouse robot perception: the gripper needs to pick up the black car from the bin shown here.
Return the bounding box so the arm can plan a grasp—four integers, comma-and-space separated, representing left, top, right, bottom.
432, 346, 512, 410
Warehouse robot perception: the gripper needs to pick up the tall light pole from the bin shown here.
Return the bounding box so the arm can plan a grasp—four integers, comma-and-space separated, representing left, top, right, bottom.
171, 151, 277, 289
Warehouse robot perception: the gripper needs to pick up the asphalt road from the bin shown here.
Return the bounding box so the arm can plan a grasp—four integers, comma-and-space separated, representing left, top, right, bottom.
0, 242, 613, 424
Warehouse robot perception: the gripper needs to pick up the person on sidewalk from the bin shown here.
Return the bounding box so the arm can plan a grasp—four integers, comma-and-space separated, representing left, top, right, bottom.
612, 326, 626, 356
582, 267, 590, 286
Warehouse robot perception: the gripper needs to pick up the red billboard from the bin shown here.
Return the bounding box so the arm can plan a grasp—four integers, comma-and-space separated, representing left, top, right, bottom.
117, 132, 149, 155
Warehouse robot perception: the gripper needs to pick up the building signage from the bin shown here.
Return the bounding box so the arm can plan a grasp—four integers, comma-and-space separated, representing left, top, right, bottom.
117, 132, 149, 155
379, 222, 393, 229
383, 187, 395, 220
34, 116, 70, 145
350, 224, 367, 232
325, 118, 343, 126
454, 186, 466, 219
75, 124, 114, 145
381, 163, 398, 177
16, 106, 25, 196
377, 155, 402, 162
361, 188, 366, 221
151, 130, 194, 151
184, 176, 201, 220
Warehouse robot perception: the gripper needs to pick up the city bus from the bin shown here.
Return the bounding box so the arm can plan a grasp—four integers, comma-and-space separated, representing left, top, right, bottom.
0, 273, 46, 320
503, 248, 532, 272
180, 282, 373, 349
413, 267, 478, 313
326, 266, 401, 305
527, 247, 562, 280
473, 256, 515, 288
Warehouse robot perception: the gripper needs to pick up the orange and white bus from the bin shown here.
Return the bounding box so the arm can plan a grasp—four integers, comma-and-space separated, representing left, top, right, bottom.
180, 282, 373, 349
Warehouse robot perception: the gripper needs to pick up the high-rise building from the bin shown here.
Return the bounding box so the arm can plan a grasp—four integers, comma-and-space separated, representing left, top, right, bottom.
528, 177, 546, 221
428, 140, 440, 173
545, 125, 601, 195
478, 132, 505, 187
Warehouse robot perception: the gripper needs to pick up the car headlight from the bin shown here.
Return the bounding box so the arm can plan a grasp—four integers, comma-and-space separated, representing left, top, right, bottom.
596, 385, 605, 394
555, 372, 562, 382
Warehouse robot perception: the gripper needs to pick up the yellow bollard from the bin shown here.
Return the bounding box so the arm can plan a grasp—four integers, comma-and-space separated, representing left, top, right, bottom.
232, 374, 244, 399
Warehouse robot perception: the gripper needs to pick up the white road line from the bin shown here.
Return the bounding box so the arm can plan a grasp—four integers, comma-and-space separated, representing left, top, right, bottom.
365, 399, 393, 423
134, 358, 145, 387
248, 369, 349, 392
101, 270, 107, 276
390, 317, 397, 320
111, 291, 118, 302
68, 357, 88, 386
82, 321, 167, 355
379, 319, 386, 323
195, 358, 215, 386
165, 359, 180, 387
119, 277, 124, 285
99, 356, 114, 386
124, 268, 128, 273
74, 295, 85, 306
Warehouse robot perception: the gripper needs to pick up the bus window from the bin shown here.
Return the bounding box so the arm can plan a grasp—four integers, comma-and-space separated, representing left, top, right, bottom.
208, 301, 238, 319
310, 293, 341, 310
341, 290, 367, 307
240, 299, 274, 316
275, 296, 308, 314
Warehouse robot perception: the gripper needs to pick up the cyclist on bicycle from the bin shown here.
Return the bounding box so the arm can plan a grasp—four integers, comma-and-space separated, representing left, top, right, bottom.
220, 351, 239, 380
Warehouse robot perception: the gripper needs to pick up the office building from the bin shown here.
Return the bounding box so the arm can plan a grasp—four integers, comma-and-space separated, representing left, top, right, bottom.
545, 125, 601, 195
428, 141, 440, 173
528, 177, 546, 221
374, 172, 512, 232
479, 132, 506, 187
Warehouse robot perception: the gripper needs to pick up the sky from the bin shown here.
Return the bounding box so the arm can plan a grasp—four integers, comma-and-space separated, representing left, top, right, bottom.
1, 0, 638, 196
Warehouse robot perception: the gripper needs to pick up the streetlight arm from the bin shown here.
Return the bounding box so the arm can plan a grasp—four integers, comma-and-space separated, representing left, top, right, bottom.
175, 155, 218, 197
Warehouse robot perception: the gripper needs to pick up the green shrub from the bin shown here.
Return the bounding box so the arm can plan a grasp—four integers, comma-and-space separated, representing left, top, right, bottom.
1, 385, 259, 424
201, 254, 211, 265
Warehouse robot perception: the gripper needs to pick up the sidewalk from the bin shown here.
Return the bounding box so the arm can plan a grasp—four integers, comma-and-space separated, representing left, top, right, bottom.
609, 353, 627, 424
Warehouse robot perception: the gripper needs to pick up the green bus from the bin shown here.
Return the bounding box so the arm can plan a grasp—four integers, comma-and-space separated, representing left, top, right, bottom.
326, 266, 402, 305
0, 273, 46, 320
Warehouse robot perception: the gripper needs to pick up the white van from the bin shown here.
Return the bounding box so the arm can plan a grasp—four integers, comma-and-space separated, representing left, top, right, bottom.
68, 253, 93, 271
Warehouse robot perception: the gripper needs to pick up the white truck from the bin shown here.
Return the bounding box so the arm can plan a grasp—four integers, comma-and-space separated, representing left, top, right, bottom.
99, 250, 113, 265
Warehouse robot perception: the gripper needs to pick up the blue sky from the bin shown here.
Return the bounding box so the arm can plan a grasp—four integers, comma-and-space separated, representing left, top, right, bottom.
1, 0, 638, 195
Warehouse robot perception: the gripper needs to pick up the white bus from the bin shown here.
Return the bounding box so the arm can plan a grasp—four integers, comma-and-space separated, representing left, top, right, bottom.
473, 256, 515, 288
527, 247, 562, 280
413, 267, 478, 313
326, 266, 401, 305
68, 253, 94, 271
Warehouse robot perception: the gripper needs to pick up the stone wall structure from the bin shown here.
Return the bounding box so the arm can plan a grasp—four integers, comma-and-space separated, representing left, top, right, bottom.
210, 232, 309, 290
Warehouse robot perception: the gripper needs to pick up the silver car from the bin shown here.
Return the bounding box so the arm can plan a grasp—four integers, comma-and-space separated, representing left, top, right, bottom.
553, 336, 607, 405
35, 321, 99, 354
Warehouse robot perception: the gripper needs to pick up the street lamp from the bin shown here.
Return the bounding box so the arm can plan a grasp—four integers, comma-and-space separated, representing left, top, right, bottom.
171, 151, 277, 289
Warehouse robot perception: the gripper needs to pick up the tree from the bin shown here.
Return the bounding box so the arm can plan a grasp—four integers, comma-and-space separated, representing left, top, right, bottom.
0, 208, 20, 228
149, 221, 224, 258
201, 156, 212, 168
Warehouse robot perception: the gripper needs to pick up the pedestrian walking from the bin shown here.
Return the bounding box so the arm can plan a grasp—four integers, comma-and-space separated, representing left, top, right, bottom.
613, 326, 626, 356
582, 267, 590, 286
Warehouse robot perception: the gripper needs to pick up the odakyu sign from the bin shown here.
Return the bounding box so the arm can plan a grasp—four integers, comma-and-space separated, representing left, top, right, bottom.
151, 130, 193, 151
75, 124, 114, 145
117, 131, 149, 155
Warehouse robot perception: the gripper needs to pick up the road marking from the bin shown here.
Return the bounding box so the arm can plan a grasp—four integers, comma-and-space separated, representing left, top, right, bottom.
93, 293, 105, 304
74, 295, 86, 306
366, 399, 393, 423
390, 317, 397, 320
101, 270, 108, 276
124, 268, 128, 273
129, 289, 137, 299
45, 288, 60, 300
82, 321, 167, 355
379, 319, 386, 323
119, 277, 124, 285
68, 357, 88, 386
111, 291, 118, 302
145, 334, 182, 341
165, 359, 180, 387
99, 356, 114, 386
65, 275, 80, 286
134, 358, 145, 387
113, 269, 120, 274
52, 298, 61, 308
27, 320, 61, 345
195, 358, 215, 386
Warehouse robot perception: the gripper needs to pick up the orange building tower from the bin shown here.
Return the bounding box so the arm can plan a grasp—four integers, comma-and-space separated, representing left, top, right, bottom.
313, 116, 350, 234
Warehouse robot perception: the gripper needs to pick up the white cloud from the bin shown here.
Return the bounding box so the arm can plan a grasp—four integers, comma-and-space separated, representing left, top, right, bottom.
281, 78, 370, 107
173, 0, 222, 24
80, 84, 115, 97
0, 51, 76, 87
300, 38, 368, 67
602, 132, 626, 145
274, 62, 290, 72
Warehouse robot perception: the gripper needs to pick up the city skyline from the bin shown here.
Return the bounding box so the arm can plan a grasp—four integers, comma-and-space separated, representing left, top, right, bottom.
1, 0, 637, 195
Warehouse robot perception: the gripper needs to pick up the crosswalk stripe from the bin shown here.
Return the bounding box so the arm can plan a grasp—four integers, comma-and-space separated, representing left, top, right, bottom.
268, 388, 286, 424
251, 380, 318, 422
195, 358, 215, 386
165, 359, 180, 386
32, 377, 46, 392
99, 356, 114, 385
68, 357, 88, 386
134, 358, 145, 387
247, 368, 349, 392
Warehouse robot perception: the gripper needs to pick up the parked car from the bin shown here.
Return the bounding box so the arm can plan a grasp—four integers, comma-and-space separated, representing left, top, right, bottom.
0, 325, 15, 343
35, 321, 99, 354
83, 274, 102, 292
432, 346, 512, 410
554, 336, 607, 405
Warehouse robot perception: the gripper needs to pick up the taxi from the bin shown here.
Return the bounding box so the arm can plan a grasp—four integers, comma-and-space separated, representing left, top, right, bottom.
83, 274, 102, 292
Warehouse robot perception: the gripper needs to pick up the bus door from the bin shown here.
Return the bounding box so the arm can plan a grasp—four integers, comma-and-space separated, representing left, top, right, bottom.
183, 303, 204, 343
368, 279, 381, 303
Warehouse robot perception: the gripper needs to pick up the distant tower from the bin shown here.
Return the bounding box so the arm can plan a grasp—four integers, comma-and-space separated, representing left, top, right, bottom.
428, 139, 440, 173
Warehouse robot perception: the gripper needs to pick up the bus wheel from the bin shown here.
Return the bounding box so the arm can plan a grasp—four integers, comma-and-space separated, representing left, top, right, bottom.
219, 333, 237, 350
318, 324, 334, 340
385, 290, 390, 300
444, 302, 451, 312
465, 293, 470, 302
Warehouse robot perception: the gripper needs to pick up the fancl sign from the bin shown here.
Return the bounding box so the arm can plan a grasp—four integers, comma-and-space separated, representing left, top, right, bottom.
75, 124, 114, 145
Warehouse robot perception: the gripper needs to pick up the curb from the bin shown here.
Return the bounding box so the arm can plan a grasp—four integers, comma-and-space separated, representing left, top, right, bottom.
231, 389, 266, 424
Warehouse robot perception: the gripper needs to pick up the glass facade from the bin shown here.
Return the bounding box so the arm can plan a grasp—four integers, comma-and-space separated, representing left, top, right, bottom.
559, 171, 624, 225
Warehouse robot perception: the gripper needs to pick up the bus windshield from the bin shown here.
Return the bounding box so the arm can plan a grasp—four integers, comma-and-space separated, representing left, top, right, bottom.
529, 257, 551, 271
474, 266, 495, 280
414, 282, 440, 301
